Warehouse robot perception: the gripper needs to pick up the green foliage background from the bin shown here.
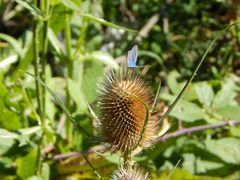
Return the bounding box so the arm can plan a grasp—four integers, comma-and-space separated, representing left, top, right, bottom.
0, 0, 240, 179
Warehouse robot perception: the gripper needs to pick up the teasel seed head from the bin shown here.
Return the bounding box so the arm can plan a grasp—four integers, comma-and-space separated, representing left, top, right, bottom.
112, 164, 149, 180
97, 68, 159, 154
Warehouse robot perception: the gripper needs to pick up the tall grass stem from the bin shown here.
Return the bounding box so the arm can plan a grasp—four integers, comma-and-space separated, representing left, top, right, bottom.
64, 7, 74, 143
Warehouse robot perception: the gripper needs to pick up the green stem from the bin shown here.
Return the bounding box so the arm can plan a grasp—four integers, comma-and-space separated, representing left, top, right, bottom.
36, 0, 50, 175
64, 7, 74, 144
41, 0, 50, 126
32, 0, 42, 175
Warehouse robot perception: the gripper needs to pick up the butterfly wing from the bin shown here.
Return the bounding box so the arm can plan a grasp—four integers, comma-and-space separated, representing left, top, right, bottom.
127, 45, 138, 67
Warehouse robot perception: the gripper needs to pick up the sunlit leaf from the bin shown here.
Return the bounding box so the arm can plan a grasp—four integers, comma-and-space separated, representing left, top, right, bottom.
68, 78, 88, 113
16, 149, 37, 179
161, 94, 206, 122
205, 138, 240, 164
195, 82, 214, 108
0, 33, 23, 58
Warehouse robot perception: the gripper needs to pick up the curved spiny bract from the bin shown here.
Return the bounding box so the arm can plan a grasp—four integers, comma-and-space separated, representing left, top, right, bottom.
97, 68, 159, 154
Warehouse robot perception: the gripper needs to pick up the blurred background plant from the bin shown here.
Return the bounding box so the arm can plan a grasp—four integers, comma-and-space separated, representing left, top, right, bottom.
0, 0, 240, 179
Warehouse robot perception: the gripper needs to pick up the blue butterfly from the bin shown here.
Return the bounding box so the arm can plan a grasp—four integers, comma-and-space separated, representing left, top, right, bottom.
127, 45, 138, 68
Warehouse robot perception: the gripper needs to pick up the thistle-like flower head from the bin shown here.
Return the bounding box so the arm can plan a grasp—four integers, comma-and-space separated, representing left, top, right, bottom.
97, 46, 159, 154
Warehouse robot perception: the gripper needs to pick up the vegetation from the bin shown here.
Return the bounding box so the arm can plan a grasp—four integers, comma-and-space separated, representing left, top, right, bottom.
0, 0, 240, 179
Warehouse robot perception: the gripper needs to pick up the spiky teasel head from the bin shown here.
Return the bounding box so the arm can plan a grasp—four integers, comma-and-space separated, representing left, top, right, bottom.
112, 164, 149, 180
97, 67, 159, 154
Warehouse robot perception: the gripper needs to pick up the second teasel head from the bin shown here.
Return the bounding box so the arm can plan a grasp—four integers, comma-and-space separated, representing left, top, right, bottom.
97, 46, 159, 154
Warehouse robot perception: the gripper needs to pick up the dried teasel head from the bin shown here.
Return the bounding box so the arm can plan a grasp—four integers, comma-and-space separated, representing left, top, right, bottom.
112, 164, 149, 180
97, 66, 160, 154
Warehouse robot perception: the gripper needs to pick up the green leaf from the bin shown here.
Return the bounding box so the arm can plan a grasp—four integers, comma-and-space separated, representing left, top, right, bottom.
0, 129, 18, 139
167, 71, 196, 101
161, 94, 206, 122
48, 28, 63, 56
0, 131, 16, 155
212, 80, 237, 109
16, 149, 37, 179
0, 81, 21, 130
14, 0, 42, 18
41, 163, 50, 180
167, 70, 182, 95
215, 106, 240, 120
195, 82, 214, 108
0, 33, 23, 58
205, 138, 240, 164
68, 78, 88, 113
82, 59, 103, 103
0, 126, 42, 147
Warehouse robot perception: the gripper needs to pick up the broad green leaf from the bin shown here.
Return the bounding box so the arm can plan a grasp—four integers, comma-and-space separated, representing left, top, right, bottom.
167, 71, 196, 101
82, 59, 104, 103
161, 94, 206, 122
195, 158, 224, 174
212, 80, 237, 109
0, 33, 23, 58
14, 0, 42, 18
167, 71, 181, 95
0, 81, 21, 130
0, 126, 42, 147
215, 106, 240, 120
0, 131, 16, 155
0, 129, 18, 139
205, 138, 240, 164
41, 162, 50, 180
195, 82, 214, 108
16, 149, 37, 179
68, 78, 88, 113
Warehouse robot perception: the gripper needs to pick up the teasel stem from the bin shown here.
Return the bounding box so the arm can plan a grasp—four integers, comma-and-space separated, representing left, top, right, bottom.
34, 0, 50, 175
32, 0, 42, 175
40, 0, 49, 127
64, 6, 74, 144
